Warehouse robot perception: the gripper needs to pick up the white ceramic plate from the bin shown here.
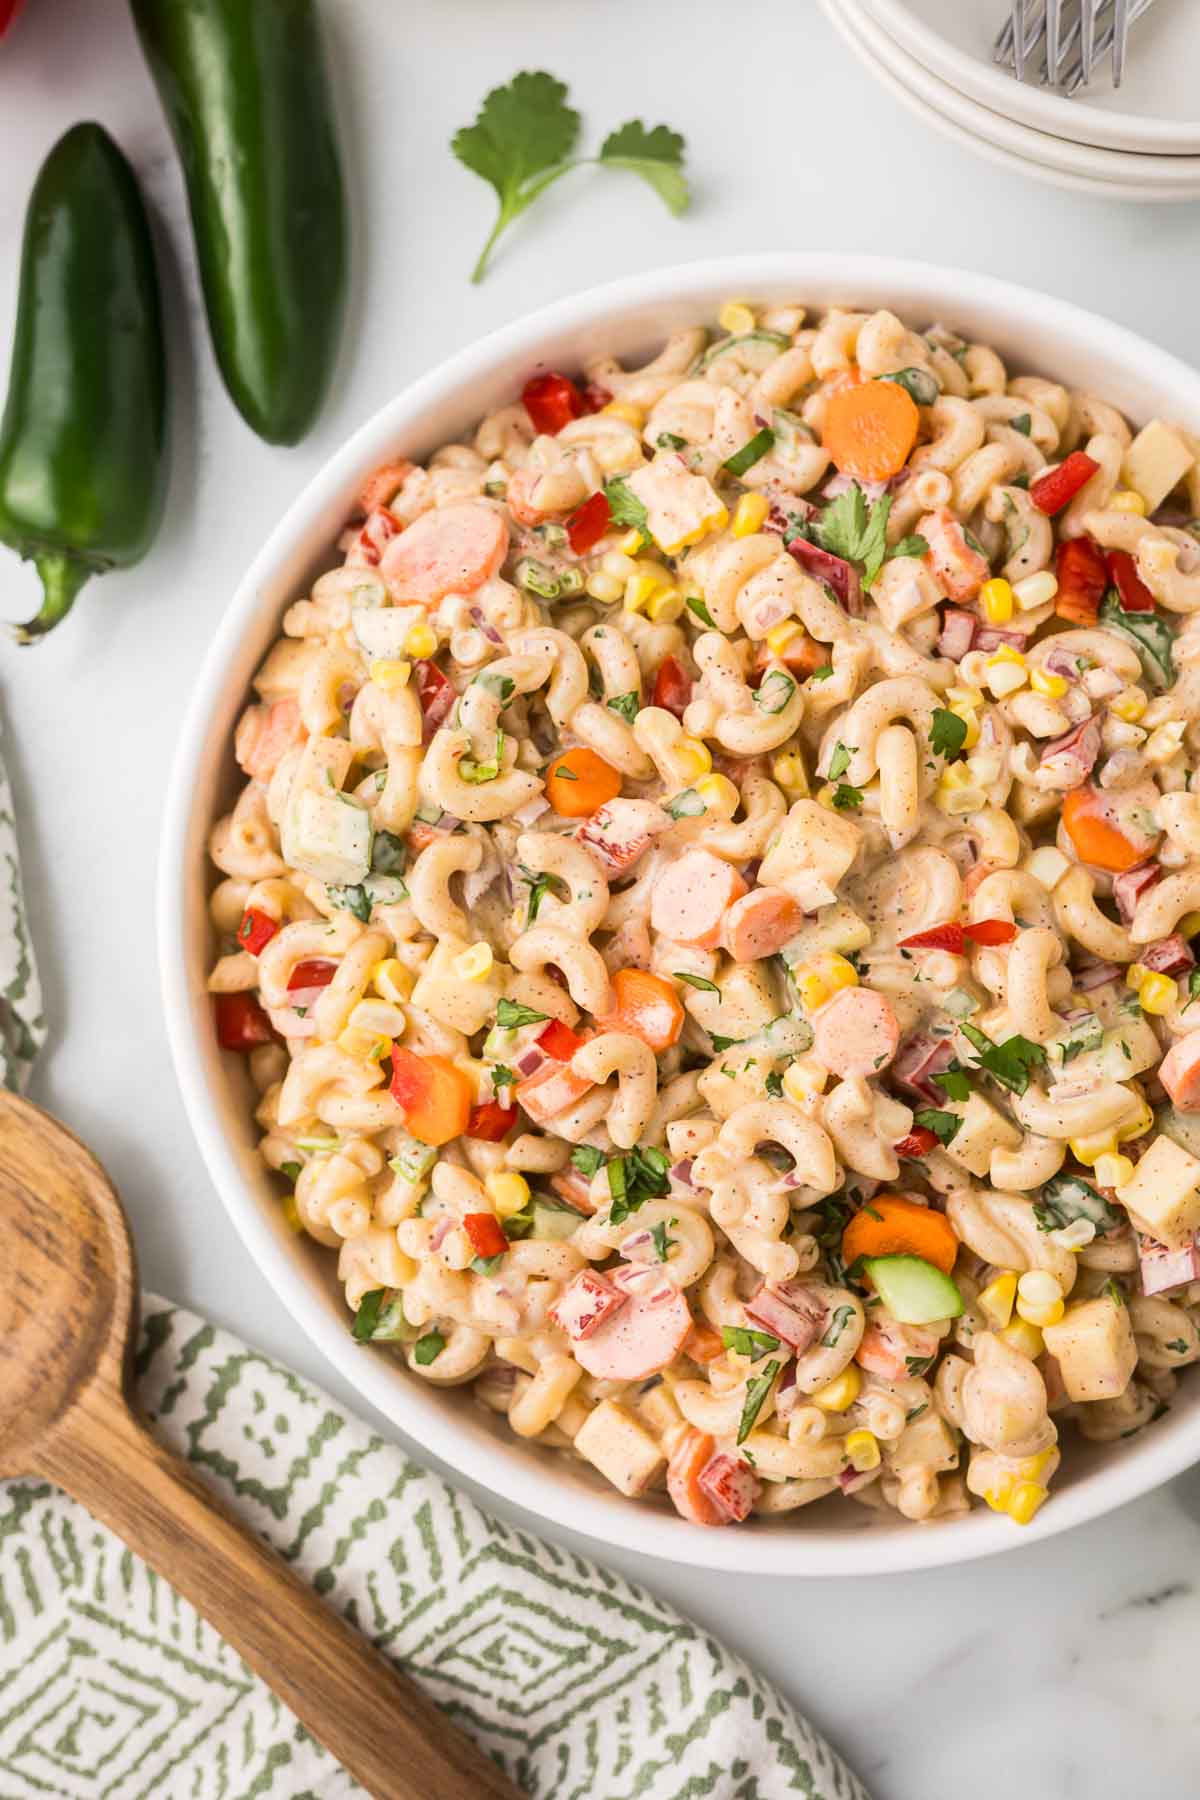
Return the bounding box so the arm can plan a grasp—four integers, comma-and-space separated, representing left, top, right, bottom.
821, 0, 1200, 201
161, 255, 1200, 1576
865, 0, 1200, 154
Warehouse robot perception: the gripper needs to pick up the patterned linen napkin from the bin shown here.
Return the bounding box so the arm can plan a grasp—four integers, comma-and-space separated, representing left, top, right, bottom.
0, 748, 868, 1800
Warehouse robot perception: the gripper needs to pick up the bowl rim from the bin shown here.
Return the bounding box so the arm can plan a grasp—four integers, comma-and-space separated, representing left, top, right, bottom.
862, 0, 1200, 155
160, 251, 1200, 1575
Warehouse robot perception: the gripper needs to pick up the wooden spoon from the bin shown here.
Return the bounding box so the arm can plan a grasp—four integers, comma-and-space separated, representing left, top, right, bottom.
0, 1090, 522, 1800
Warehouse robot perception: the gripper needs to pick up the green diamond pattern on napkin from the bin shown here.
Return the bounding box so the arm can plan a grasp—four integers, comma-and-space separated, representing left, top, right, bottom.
0, 1300, 868, 1800
0, 740, 43, 1091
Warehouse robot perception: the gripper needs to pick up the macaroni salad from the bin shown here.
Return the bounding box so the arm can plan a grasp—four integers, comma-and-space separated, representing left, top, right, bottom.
208, 300, 1200, 1532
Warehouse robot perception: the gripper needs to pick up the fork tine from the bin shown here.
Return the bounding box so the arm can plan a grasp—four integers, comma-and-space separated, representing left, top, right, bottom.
1012, 0, 1027, 80
1080, 0, 1099, 85
1045, 0, 1064, 83
1112, 0, 1130, 85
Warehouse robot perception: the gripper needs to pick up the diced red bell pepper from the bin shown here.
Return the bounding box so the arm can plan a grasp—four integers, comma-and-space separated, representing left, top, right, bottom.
565, 490, 611, 555
697, 1453, 760, 1523
1055, 535, 1108, 626
215, 992, 275, 1052
901, 919, 1016, 952
287, 958, 338, 993
466, 1099, 518, 1141
550, 1269, 627, 1339
238, 907, 279, 956
1105, 548, 1156, 613
1030, 451, 1100, 516
965, 918, 1018, 947
895, 1127, 939, 1159
538, 1018, 585, 1062
651, 654, 693, 720
463, 1212, 509, 1260
581, 381, 613, 414
413, 659, 456, 739
522, 372, 585, 436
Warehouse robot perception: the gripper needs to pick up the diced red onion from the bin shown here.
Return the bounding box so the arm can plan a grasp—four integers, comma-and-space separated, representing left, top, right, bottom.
937, 607, 977, 660
975, 625, 1030, 652
892, 1033, 956, 1103
785, 536, 863, 615
1039, 717, 1101, 787
670, 1157, 695, 1189
1044, 645, 1083, 682
469, 605, 504, 646
515, 1046, 549, 1077
1072, 959, 1123, 991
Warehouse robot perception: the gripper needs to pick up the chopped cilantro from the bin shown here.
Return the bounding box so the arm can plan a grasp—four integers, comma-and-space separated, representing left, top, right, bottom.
607, 690, 640, 724
809, 664, 834, 681
930, 708, 968, 759
960, 1021, 1046, 1095
603, 475, 650, 533
675, 971, 719, 992
722, 1325, 782, 1358
737, 1360, 782, 1444
496, 998, 548, 1028
932, 1065, 971, 1102
607, 1145, 671, 1224
817, 483, 891, 588
570, 1144, 607, 1178
765, 1069, 784, 1099
915, 1107, 962, 1146
518, 863, 567, 925
831, 784, 863, 810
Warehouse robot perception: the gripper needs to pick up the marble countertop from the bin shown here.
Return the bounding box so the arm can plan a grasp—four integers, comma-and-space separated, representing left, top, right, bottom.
2, 0, 1199, 1792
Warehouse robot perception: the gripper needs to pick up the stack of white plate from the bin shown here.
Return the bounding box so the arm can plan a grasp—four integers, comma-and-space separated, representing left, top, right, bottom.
817, 0, 1200, 200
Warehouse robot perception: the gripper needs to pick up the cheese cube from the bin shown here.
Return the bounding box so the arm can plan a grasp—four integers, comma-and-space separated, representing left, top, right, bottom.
1042, 1297, 1136, 1403
573, 1400, 666, 1497
1116, 1133, 1200, 1244
759, 800, 862, 897
285, 787, 372, 884
885, 1408, 959, 1474
624, 457, 726, 555
943, 1092, 1022, 1178
1122, 419, 1195, 513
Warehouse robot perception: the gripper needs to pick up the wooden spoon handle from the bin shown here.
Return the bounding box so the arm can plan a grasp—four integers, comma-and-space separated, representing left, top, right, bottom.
36, 1394, 523, 1800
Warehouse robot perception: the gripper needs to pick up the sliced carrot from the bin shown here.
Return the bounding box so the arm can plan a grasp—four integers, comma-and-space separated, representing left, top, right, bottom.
597, 968, 685, 1051
666, 1428, 724, 1526
821, 378, 920, 483
841, 1194, 959, 1277
684, 1320, 725, 1364
1062, 786, 1157, 874
388, 1050, 472, 1146
546, 746, 622, 818
514, 1061, 595, 1124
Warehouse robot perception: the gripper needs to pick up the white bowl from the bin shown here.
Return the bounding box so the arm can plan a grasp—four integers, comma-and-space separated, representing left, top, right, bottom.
865, 0, 1200, 154
822, 0, 1200, 201
160, 254, 1200, 1575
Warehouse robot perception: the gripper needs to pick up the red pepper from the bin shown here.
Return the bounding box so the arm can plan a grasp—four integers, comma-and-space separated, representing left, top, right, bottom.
1055, 535, 1108, 626
287, 958, 337, 992
581, 381, 613, 414
565, 490, 611, 555
215, 991, 274, 1052
463, 1212, 509, 1260
238, 907, 279, 956
651, 654, 693, 720
538, 1018, 584, 1061
1030, 451, 1100, 516
466, 1099, 518, 1141
1105, 548, 1156, 613
901, 919, 1017, 952
522, 372, 584, 436
895, 1127, 938, 1159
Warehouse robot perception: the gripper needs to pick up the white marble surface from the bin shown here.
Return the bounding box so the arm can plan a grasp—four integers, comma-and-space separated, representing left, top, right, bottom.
2, 1, 1200, 1793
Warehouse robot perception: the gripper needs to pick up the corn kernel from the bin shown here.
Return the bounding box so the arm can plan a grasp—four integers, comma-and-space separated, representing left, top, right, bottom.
782, 1058, 828, 1104
1094, 1152, 1135, 1189
998, 1319, 1045, 1359
1006, 1480, 1050, 1526
1138, 971, 1177, 1016
485, 1171, 530, 1218
1109, 489, 1147, 516
1145, 721, 1185, 766
674, 735, 713, 781
1180, 911, 1200, 940
1116, 1097, 1155, 1144
947, 683, 985, 708
978, 1271, 1018, 1330
732, 492, 771, 538
1016, 1270, 1065, 1328
586, 571, 625, 603
948, 701, 981, 748
719, 300, 756, 335
618, 529, 646, 556
624, 572, 670, 614
793, 954, 857, 1013
1018, 1449, 1057, 1483
370, 657, 412, 691
658, 504, 729, 557
816, 782, 838, 811
812, 1366, 861, 1412
1029, 667, 1068, 699
1110, 685, 1147, 723
602, 400, 645, 428
282, 1192, 304, 1234
984, 648, 1028, 698
373, 958, 413, 1004
348, 998, 406, 1038
1025, 846, 1070, 890
452, 941, 494, 982
695, 772, 739, 816
1068, 1130, 1117, 1166
845, 1428, 881, 1472
337, 1025, 390, 1062
646, 585, 684, 624
981, 577, 1015, 624
772, 751, 809, 796
765, 619, 802, 656
404, 621, 438, 659
1012, 570, 1059, 611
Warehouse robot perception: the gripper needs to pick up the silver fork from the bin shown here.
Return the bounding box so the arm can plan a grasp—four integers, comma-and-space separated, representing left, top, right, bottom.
995, 0, 1156, 91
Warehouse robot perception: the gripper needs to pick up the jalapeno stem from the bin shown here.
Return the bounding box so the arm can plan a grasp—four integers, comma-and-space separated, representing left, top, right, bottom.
13, 554, 92, 645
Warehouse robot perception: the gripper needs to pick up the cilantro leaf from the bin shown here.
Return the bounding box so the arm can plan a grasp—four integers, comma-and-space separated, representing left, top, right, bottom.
765, 1069, 784, 1099
737, 1360, 782, 1444
1187, 968, 1200, 1010
933, 1066, 972, 1102
675, 971, 719, 992
1098, 591, 1175, 691
1011, 412, 1032, 436
827, 741, 854, 781
603, 475, 649, 533
607, 690, 640, 724
649, 1218, 678, 1262
570, 1144, 606, 1178
722, 1325, 782, 1358
453, 72, 581, 282
960, 1022, 1046, 1096
930, 708, 968, 759
831, 784, 863, 811
810, 664, 834, 681
607, 1145, 671, 1224
915, 1107, 962, 1147
817, 484, 892, 588
598, 120, 689, 214
490, 1064, 515, 1092
517, 862, 567, 925
709, 1032, 745, 1052
496, 998, 548, 1029
686, 594, 716, 628
886, 534, 929, 563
